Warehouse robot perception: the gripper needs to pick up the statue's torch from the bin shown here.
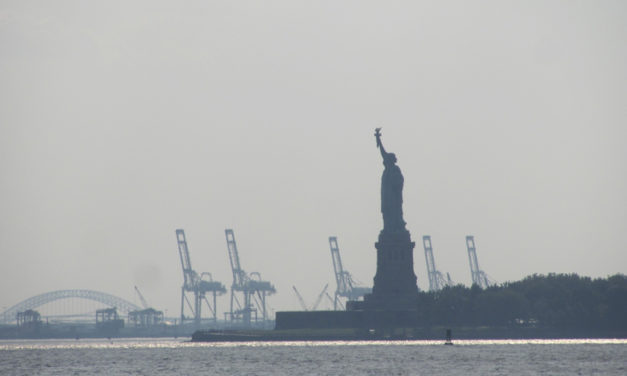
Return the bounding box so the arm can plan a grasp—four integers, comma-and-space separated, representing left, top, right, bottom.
375, 127, 382, 147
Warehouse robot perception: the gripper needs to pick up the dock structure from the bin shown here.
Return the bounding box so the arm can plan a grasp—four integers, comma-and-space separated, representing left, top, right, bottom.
96, 307, 124, 333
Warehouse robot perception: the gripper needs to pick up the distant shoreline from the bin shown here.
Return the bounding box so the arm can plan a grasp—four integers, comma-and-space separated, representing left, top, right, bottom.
1, 325, 625, 341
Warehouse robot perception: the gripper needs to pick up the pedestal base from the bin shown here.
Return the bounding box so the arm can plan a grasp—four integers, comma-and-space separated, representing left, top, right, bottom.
361, 229, 418, 311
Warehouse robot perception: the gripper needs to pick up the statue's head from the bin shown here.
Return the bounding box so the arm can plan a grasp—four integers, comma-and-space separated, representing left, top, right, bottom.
384, 153, 397, 165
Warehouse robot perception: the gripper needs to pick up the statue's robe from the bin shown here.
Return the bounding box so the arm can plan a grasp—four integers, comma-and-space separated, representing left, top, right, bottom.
381, 162, 405, 232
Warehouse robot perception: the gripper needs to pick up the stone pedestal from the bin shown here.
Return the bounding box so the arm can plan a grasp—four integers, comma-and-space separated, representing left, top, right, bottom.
361, 229, 418, 311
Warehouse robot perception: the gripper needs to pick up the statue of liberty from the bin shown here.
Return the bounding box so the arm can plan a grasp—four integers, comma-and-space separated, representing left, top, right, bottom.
375, 128, 406, 232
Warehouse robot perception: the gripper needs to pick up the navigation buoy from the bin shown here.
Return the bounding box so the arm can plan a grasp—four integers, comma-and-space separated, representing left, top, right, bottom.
444, 328, 453, 345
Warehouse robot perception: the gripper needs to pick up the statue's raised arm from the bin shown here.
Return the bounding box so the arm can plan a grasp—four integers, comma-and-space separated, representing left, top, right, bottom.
375, 128, 388, 159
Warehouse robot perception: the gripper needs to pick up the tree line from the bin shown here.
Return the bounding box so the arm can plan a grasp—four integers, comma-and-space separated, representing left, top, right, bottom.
415, 273, 627, 330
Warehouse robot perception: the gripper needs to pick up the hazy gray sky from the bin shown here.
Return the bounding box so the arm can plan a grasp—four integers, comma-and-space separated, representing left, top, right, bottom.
1, 1, 626, 317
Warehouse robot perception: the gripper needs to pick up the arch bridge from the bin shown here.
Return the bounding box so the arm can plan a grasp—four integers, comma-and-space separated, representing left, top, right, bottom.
0, 290, 141, 324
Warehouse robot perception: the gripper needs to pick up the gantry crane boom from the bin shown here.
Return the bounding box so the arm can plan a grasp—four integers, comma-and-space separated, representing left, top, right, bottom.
329, 236, 349, 295
225, 229, 246, 288
423, 235, 440, 291
466, 235, 491, 289
328, 236, 371, 310
176, 229, 197, 289
423, 236, 453, 291
292, 284, 329, 311
292, 286, 308, 311
311, 284, 329, 311
134, 286, 149, 309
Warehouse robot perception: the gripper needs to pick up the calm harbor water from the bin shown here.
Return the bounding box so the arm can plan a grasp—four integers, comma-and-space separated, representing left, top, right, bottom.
1, 338, 626, 375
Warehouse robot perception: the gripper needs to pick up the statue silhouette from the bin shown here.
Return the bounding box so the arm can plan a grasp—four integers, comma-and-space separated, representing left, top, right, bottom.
375, 129, 406, 232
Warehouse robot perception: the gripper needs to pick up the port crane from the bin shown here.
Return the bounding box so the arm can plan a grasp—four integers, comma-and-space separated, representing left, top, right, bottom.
129, 286, 164, 327
311, 284, 329, 311
176, 229, 226, 327
134, 286, 150, 309
422, 236, 453, 291
225, 229, 276, 326
466, 235, 493, 289
292, 286, 308, 311
329, 236, 371, 310
292, 284, 329, 311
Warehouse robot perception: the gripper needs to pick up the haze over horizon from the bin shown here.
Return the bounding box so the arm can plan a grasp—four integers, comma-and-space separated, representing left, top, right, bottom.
1, 1, 625, 318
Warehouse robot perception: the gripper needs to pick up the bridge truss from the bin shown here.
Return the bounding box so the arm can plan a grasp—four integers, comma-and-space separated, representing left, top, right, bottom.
0, 289, 141, 324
